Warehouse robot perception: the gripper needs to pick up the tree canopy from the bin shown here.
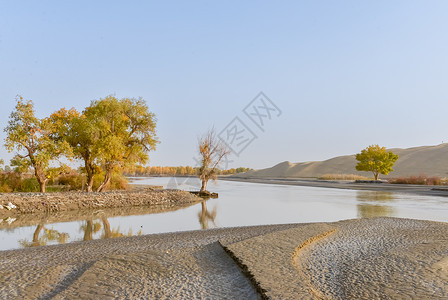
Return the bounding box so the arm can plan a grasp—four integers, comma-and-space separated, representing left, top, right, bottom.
85, 96, 158, 191
48, 107, 100, 192
355, 145, 399, 180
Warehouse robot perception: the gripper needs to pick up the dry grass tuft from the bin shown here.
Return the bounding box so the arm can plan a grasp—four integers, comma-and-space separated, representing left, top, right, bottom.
388, 175, 446, 185
318, 174, 371, 181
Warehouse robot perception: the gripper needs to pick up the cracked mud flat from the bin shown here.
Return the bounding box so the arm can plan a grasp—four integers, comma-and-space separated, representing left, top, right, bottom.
1, 218, 447, 299
295, 218, 448, 299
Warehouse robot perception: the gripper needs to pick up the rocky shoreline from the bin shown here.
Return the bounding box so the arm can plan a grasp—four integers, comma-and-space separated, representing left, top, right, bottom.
0, 188, 201, 216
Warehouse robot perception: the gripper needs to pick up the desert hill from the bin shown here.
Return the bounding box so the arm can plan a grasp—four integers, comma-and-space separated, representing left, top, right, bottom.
238, 144, 448, 179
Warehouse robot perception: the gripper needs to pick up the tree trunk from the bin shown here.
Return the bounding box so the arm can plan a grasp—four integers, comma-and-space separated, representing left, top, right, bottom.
83, 220, 93, 241
199, 201, 208, 229
200, 179, 207, 192
374, 172, 379, 181
85, 162, 94, 192
34, 165, 47, 193
32, 224, 44, 247
102, 217, 112, 239
39, 181, 46, 193
97, 165, 112, 192
86, 175, 94, 192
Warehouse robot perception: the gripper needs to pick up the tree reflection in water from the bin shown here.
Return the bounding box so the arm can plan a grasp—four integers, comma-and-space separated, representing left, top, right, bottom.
20, 216, 143, 248
19, 223, 70, 247
198, 201, 217, 229
80, 219, 102, 241
80, 217, 141, 241
356, 191, 396, 218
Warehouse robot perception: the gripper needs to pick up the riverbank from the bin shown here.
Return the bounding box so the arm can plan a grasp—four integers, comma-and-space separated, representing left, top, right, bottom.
0, 188, 201, 216
1, 218, 446, 299
222, 176, 448, 197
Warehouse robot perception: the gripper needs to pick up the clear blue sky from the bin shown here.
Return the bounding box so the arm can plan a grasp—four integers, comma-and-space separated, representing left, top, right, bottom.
1, 1, 447, 169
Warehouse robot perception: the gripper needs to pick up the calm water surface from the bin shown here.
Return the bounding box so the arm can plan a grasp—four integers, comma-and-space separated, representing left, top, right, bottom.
1, 177, 447, 251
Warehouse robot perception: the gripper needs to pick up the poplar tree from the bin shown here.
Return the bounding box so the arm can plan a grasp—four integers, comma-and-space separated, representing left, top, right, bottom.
355, 145, 399, 180
4, 96, 70, 192
85, 96, 158, 192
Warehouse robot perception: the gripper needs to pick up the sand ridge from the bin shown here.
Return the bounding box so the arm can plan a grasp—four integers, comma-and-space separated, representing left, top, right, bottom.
236, 143, 448, 178
221, 223, 336, 299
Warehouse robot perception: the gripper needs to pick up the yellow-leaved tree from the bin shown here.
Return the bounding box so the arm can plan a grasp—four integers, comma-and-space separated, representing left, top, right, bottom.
48, 107, 101, 192
85, 95, 159, 192
49, 95, 159, 192
355, 145, 399, 181
4, 96, 71, 192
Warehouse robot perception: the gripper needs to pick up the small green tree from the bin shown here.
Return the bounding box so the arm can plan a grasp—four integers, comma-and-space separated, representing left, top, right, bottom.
355, 145, 399, 180
4, 96, 70, 192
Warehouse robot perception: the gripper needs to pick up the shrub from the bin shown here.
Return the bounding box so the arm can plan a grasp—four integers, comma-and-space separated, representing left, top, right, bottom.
427, 176, 442, 185
0, 172, 38, 192
56, 172, 85, 190
46, 186, 65, 192
92, 172, 128, 191
388, 175, 444, 185
21, 177, 40, 192
0, 181, 12, 193
57, 171, 128, 191
109, 173, 129, 190
0, 170, 129, 193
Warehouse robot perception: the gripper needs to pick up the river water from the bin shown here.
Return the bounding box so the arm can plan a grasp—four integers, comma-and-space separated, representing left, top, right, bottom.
1, 177, 447, 251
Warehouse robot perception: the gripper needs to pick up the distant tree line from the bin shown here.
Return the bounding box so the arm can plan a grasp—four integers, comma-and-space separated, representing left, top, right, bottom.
123, 165, 252, 176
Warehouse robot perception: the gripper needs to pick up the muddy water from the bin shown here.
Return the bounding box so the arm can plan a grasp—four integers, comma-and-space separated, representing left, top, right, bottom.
0, 177, 447, 251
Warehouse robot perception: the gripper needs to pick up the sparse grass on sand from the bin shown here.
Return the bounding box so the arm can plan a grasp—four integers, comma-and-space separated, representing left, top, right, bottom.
318, 174, 371, 181
388, 175, 446, 185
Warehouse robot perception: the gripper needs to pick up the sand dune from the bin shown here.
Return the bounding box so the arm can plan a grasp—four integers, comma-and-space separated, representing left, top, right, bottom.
238, 143, 448, 179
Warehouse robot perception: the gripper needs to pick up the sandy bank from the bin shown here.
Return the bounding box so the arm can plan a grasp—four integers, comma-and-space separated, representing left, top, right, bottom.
1, 218, 447, 299
0, 188, 201, 217
222, 176, 448, 197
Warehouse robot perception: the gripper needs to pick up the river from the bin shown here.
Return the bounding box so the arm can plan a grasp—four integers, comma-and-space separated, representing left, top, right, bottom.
0, 177, 447, 251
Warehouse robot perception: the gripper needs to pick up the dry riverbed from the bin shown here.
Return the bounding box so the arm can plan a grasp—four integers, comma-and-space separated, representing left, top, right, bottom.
1, 218, 447, 299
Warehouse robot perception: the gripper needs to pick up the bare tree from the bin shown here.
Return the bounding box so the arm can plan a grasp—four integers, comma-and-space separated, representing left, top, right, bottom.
198, 129, 230, 192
